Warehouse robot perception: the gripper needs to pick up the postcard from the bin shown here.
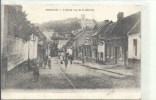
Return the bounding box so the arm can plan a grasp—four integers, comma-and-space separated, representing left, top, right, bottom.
1, 1, 145, 99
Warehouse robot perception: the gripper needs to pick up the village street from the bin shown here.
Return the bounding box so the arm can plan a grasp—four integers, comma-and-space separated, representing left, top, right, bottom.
6, 57, 140, 89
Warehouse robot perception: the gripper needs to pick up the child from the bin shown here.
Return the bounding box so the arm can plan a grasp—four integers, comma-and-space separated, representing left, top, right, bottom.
32, 59, 40, 81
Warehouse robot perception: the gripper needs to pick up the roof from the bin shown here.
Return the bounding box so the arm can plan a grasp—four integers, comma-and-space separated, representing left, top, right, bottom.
35, 30, 47, 40
84, 38, 92, 45
100, 22, 117, 39
92, 21, 112, 36
76, 30, 93, 47
73, 30, 84, 40
65, 30, 83, 49
106, 12, 141, 40
67, 30, 93, 48
128, 19, 141, 35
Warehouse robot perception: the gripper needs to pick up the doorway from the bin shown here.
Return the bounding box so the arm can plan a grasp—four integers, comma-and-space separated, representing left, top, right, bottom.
115, 46, 118, 64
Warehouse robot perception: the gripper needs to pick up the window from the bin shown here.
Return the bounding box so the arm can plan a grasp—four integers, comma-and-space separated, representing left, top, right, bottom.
85, 48, 87, 56
133, 39, 137, 56
90, 49, 92, 57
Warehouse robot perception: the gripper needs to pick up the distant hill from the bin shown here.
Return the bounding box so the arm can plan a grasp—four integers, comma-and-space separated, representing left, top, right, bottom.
38, 18, 81, 36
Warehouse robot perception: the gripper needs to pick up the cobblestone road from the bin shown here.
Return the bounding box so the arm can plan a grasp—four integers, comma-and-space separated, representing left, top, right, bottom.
6, 57, 140, 89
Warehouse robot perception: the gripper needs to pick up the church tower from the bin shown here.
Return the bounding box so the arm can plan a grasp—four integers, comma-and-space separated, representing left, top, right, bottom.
81, 14, 86, 30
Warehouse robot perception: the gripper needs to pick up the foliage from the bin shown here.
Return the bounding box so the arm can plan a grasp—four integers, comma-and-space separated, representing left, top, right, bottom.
39, 18, 81, 35
7, 5, 39, 41
49, 42, 58, 57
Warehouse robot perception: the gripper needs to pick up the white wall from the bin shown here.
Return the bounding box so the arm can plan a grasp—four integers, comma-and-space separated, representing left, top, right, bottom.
7, 35, 28, 71
67, 49, 72, 55
29, 35, 38, 60
128, 33, 141, 59
7, 35, 38, 71
58, 40, 68, 49
97, 42, 105, 61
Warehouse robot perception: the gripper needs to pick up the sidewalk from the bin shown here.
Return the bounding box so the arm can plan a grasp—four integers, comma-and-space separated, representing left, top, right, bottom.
73, 60, 140, 78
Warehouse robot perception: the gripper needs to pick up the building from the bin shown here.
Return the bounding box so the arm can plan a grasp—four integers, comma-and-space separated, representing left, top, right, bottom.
102, 12, 141, 66
99, 22, 117, 64
42, 30, 53, 40
72, 30, 93, 62
58, 39, 68, 50
127, 19, 141, 67
91, 20, 112, 63
81, 14, 96, 30
37, 30, 48, 61
66, 14, 96, 63
1, 5, 43, 88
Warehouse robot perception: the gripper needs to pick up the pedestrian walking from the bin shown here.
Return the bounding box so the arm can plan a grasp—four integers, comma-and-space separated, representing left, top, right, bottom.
60, 52, 64, 64
64, 53, 68, 68
64, 57, 68, 68
32, 59, 40, 81
48, 57, 51, 69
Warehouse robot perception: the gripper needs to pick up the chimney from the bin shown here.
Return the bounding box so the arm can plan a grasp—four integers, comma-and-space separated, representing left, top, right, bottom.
117, 12, 124, 21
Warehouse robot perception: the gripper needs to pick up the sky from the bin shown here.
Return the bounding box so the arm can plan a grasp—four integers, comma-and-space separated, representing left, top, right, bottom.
22, 5, 141, 24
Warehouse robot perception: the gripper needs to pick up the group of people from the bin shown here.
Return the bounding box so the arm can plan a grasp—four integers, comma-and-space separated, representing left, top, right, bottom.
31, 56, 52, 81
59, 52, 74, 68
31, 52, 74, 81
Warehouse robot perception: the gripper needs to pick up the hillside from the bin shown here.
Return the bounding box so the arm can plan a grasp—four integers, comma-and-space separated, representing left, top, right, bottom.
39, 18, 81, 36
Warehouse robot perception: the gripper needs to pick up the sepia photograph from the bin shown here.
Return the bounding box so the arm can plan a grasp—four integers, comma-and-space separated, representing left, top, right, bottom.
1, 3, 142, 99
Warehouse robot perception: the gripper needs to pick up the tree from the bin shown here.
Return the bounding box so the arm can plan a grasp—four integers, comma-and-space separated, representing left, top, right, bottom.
7, 5, 39, 41
40, 18, 81, 35
49, 42, 58, 57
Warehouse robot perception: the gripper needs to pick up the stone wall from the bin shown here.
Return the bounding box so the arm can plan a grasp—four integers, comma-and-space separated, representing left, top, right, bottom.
7, 35, 38, 71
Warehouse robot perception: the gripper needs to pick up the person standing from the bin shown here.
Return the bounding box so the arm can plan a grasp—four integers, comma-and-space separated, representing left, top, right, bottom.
60, 52, 64, 64
32, 59, 40, 81
70, 55, 74, 64
68, 54, 73, 65
64, 53, 68, 68
48, 57, 51, 69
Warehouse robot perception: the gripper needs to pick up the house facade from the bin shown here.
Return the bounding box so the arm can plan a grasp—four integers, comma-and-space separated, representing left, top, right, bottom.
103, 12, 141, 66
97, 41, 105, 63
72, 30, 93, 63
91, 20, 111, 63
1, 5, 43, 88
68, 14, 96, 63
128, 19, 141, 67
69, 12, 141, 67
